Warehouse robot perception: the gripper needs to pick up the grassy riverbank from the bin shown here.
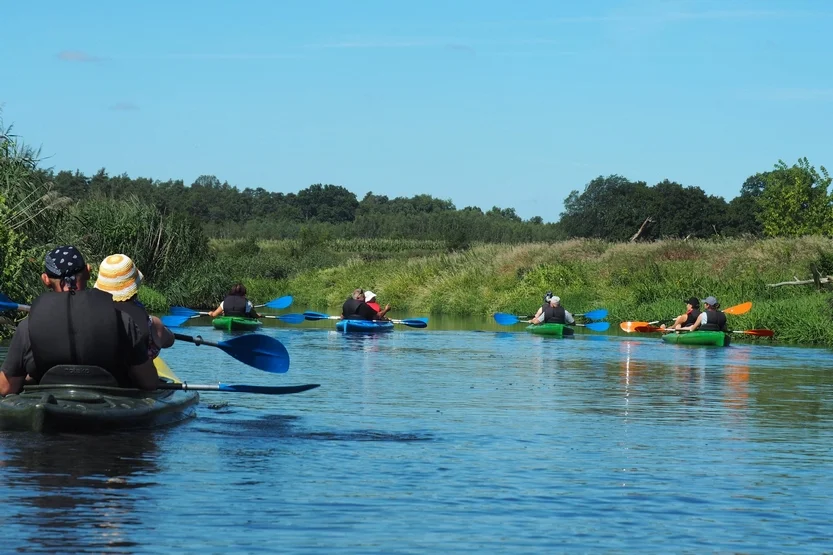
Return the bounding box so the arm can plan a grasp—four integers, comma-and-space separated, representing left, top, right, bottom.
271, 235, 833, 345
7, 235, 833, 346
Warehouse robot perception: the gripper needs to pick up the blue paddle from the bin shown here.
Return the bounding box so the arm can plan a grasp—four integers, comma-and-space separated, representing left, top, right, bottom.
303, 311, 429, 328
157, 382, 319, 395
172, 332, 290, 374
255, 295, 293, 309
578, 308, 608, 321
493, 312, 609, 331
167, 307, 304, 324
0, 293, 30, 312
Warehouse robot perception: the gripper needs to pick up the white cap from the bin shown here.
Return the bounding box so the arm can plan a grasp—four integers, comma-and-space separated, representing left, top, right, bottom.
364, 290, 377, 302
550, 295, 560, 304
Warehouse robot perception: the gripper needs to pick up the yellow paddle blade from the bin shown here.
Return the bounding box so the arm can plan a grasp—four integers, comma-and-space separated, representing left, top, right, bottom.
620, 321, 650, 333
724, 301, 752, 316
154, 356, 181, 383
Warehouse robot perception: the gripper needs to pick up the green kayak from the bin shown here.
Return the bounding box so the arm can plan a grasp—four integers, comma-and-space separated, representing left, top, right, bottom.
0, 358, 199, 433
661, 331, 731, 347
212, 316, 262, 331
525, 323, 574, 337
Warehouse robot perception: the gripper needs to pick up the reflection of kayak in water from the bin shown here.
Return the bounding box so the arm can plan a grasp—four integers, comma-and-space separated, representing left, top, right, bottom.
661, 331, 730, 347
212, 316, 263, 331
0, 357, 199, 433
525, 323, 574, 337
336, 319, 395, 333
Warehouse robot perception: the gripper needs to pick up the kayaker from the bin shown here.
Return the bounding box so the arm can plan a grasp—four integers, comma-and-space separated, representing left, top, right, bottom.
0, 246, 159, 396
530, 291, 554, 323
682, 296, 728, 332
94, 253, 174, 359
209, 283, 260, 319
364, 291, 381, 312
529, 295, 575, 325
669, 297, 702, 330
342, 288, 390, 320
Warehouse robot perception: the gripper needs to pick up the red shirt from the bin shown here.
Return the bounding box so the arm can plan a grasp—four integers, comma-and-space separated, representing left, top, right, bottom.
366, 301, 381, 312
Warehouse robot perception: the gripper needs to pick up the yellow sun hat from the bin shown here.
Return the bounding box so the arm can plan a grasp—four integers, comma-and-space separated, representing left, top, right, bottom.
94, 253, 143, 302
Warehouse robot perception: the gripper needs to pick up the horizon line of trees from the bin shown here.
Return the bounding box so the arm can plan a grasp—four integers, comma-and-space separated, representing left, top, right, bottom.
39, 158, 830, 244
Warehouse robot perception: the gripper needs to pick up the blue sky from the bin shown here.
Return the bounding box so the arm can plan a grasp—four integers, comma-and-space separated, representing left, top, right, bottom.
3, 0, 832, 221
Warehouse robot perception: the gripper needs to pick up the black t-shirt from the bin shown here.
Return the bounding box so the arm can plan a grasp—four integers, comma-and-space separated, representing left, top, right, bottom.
1, 312, 149, 380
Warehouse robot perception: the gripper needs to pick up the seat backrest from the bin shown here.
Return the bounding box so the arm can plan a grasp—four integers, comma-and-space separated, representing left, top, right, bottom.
39, 365, 119, 387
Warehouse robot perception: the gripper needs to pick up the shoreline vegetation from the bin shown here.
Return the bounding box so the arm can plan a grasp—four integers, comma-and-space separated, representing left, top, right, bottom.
3, 109, 833, 345
207, 235, 832, 346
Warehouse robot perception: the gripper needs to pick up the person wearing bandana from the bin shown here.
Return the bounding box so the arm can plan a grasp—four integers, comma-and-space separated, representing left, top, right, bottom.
0, 246, 159, 396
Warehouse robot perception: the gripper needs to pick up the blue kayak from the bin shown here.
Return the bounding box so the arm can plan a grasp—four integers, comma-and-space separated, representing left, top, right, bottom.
336, 319, 395, 333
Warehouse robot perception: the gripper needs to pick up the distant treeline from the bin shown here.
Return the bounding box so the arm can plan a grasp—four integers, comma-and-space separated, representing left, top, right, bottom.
44, 155, 831, 243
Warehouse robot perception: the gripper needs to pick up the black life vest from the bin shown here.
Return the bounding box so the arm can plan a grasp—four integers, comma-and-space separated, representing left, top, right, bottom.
223, 294, 249, 317
684, 309, 701, 326
543, 304, 566, 324
27, 289, 130, 386
342, 297, 362, 319
699, 309, 727, 331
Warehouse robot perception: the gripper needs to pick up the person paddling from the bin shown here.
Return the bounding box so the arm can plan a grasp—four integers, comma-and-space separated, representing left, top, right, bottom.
94, 253, 174, 359
364, 290, 381, 312
209, 284, 260, 319
342, 288, 390, 320
0, 246, 159, 396
682, 296, 728, 332
529, 295, 575, 325
669, 297, 702, 330
530, 291, 554, 323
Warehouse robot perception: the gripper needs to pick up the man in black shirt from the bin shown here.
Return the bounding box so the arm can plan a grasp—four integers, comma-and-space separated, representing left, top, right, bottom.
341, 288, 391, 321
0, 246, 158, 396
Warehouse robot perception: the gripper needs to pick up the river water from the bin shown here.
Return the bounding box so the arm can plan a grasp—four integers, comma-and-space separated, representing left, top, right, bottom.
1, 317, 832, 553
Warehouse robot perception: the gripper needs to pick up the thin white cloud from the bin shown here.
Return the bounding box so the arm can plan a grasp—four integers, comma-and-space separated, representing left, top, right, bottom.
109, 102, 140, 111
56, 50, 105, 62
161, 53, 300, 60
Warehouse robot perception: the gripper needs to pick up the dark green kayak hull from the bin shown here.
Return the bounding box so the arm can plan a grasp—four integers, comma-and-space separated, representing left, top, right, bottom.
525, 323, 574, 337
0, 384, 199, 433
212, 316, 262, 331
661, 331, 731, 346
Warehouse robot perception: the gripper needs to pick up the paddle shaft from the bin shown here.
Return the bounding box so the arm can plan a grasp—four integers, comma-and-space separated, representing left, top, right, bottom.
173, 333, 221, 348
157, 382, 320, 394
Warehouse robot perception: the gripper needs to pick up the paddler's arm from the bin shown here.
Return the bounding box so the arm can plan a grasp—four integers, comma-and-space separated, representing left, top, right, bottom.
0, 320, 33, 395
120, 312, 160, 390
682, 313, 705, 332
150, 315, 175, 348
208, 302, 223, 318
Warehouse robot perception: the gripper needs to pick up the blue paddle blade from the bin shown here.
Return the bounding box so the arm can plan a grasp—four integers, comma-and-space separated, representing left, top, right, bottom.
585, 321, 611, 332
161, 314, 193, 328
493, 313, 521, 326
0, 300, 21, 312
276, 313, 305, 324
303, 311, 331, 321
169, 306, 199, 316
216, 383, 318, 394
0, 293, 13, 304
218, 334, 290, 374
582, 309, 608, 321
398, 319, 428, 328
264, 295, 293, 309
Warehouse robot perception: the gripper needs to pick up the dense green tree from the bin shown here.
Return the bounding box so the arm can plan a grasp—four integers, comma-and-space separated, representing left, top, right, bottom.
758, 158, 832, 237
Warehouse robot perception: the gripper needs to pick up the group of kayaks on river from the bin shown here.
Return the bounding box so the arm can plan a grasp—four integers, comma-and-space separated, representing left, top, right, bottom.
494, 290, 771, 346
0, 245, 771, 432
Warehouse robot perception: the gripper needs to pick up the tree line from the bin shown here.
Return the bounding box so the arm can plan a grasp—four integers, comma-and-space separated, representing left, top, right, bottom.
41, 157, 832, 244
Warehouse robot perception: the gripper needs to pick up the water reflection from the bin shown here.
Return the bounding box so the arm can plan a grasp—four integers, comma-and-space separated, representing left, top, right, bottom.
0, 431, 160, 553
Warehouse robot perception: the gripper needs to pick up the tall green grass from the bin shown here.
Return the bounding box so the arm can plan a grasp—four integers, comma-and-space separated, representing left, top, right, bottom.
281, 236, 833, 345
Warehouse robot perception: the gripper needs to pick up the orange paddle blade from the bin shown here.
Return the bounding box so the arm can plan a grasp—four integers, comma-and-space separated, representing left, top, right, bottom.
724, 301, 752, 316
734, 329, 774, 337
635, 325, 665, 333
620, 321, 649, 333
